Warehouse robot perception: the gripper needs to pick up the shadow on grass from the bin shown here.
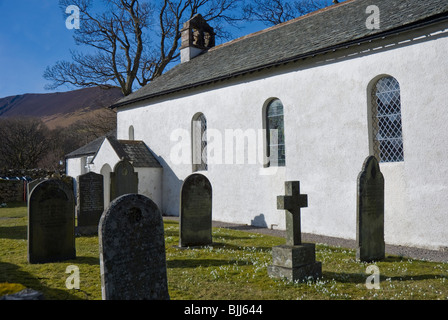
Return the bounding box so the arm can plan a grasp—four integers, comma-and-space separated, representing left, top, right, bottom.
0, 261, 83, 300
167, 258, 249, 269
164, 229, 178, 238
213, 232, 258, 241
70, 256, 99, 266
174, 241, 273, 252
322, 271, 366, 284
0, 202, 27, 209
165, 230, 256, 242
0, 225, 27, 240
322, 270, 448, 284
211, 241, 273, 252
381, 255, 410, 263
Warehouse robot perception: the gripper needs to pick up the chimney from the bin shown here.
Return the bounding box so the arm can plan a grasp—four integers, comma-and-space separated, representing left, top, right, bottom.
180, 14, 215, 63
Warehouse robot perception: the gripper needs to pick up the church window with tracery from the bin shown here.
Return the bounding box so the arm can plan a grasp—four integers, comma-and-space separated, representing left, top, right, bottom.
266, 99, 286, 167
192, 113, 208, 171
371, 76, 404, 163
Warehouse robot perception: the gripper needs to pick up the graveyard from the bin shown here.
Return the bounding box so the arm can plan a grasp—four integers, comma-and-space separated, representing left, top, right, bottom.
1, 201, 448, 300
0, 0, 447, 306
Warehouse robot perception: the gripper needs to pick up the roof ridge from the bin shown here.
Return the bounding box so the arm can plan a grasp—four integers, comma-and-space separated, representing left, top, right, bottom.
118, 139, 144, 144
111, 0, 448, 109
209, 0, 356, 52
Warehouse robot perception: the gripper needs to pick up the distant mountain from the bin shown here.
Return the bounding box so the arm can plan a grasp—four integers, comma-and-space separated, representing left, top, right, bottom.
0, 87, 123, 128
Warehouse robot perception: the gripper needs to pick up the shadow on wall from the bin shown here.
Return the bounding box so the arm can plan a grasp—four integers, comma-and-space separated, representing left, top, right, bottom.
251, 214, 267, 228
153, 154, 182, 216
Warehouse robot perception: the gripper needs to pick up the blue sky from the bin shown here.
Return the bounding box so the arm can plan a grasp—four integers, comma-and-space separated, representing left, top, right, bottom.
0, 0, 336, 99
0, 0, 79, 98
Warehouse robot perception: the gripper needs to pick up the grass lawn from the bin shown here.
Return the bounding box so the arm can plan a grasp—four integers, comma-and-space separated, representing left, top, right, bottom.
1, 203, 448, 300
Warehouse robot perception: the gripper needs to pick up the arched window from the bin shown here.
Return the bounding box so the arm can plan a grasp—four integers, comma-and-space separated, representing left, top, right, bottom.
370, 76, 404, 162
192, 113, 207, 171
265, 99, 285, 167
129, 125, 135, 140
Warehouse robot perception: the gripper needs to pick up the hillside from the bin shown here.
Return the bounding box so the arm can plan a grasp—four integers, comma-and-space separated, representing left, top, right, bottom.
0, 87, 123, 129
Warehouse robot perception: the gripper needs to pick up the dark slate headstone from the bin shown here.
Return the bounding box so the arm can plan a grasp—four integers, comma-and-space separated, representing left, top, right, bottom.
356, 156, 385, 262
27, 178, 45, 201
76, 172, 104, 235
99, 194, 169, 300
179, 173, 212, 247
110, 160, 138, 202
28, 179, 76, 264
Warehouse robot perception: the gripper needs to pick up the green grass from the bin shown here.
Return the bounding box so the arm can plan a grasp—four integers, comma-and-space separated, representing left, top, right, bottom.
1, 203, 448, 300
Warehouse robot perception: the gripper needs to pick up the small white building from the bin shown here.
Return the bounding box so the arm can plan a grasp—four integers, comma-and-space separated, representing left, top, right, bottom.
66, 132, 163, 210
67, 0, 448, 251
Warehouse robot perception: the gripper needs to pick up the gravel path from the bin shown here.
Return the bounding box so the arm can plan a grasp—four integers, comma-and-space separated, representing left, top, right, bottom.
164, 216, 448, 263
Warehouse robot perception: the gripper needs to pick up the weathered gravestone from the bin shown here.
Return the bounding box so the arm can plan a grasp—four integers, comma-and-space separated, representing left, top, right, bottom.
28, 179, 76, 264
179, 173, 212, 247
356, 155, 385, 262
76, 172, 104, 235
99, 194, 169, 300
110, 160, 138, 202
268, 181, 322, 282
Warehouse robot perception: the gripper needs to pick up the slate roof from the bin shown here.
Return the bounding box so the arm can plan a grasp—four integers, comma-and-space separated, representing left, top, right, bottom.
66, 131, 161, 168
111, 0, 448, 108
107, 137, 162, 168
65, 131, 116, 159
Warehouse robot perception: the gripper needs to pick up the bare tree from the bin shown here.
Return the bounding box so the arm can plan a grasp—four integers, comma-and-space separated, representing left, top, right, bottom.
44, 0, 243, 96
44, 108, 117, 168
243, 0, 331, 26
71, 108, 117, 142
0, 118, 50, 169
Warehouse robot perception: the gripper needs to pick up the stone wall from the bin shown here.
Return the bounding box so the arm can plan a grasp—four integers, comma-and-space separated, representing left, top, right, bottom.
0, 169, 65, 204
0, 169, 64, 180
0, 180, 26, 203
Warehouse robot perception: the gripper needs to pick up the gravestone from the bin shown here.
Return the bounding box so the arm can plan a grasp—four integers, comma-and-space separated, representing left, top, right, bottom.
268, 181, 322, 282
28, 179, 76, 264
76, 172, 104, 235
27, 178, 45, 201
99, 194, 169, 300
179, 173, 212, 247
110, 160, 138, 202
356, 155, 385, 262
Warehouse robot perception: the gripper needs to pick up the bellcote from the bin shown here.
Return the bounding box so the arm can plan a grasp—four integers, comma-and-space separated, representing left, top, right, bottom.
180, 14, 215, 63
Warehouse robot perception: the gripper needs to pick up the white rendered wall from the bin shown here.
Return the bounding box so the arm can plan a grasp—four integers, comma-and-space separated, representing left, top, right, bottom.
135, 167, 163, 212
90, 139, 121, 175
66, 157, 83, 179
116, 24, 448, 250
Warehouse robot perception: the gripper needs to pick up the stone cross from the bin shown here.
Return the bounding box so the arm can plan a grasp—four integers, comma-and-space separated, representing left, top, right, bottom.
277, 181, 308, 246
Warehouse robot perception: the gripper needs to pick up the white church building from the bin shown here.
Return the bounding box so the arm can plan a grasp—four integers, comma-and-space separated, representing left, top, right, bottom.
66, 0, 448, 251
